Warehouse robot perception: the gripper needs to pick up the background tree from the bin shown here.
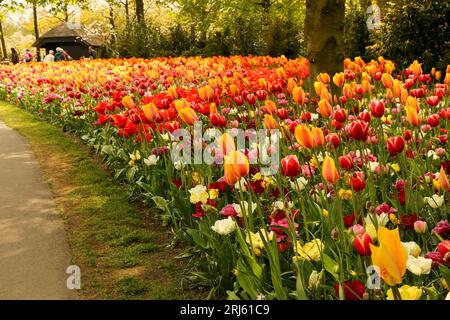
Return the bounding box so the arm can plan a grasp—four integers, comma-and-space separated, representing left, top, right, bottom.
305, 0, 345, 79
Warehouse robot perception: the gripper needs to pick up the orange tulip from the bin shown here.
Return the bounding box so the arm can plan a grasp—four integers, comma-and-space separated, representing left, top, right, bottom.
229, 84, 240, 96
409, 60, 422, 77
318, 98, 332, 118
311, 127, 325, 147
343, 83, 355, 99
198, 85, 214, 101
439, 166, 450, 191
263, 114, 278, 130
322, 156, 339, 184
435, 71, 442, 81
287, 78, 297, 94
369, 227, 407, 286
405, 105, 421, 126
295, 124, 314, 149
168, 86, 178, 100
406, 96, 420, 112
314, 81, 326, 96
217, 133, 235, 156
175, 99, 198, 125
333, 72, 345, 87
264, 100, 277, 114
392, 79, 402, 98
292, 86, 306, 105
361, 79, 371, 94
122, 96, 136, 109
210, 102, 218, 114
224, 150, 249, 185
381, 73, 394, 89
400, 88, 409, 105
141, 103, 158, 121
444, 73, 450, 85
317, 73, 330, 84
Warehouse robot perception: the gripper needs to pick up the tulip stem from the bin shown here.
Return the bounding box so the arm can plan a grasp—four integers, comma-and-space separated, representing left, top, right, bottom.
392, 285, 402, 300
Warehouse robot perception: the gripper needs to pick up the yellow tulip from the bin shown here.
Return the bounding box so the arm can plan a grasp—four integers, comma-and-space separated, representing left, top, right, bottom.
370, 227, 407, 286
387, 285, 422, 300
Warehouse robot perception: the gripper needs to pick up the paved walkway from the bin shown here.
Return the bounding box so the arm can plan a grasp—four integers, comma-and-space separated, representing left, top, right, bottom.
0, 121, 76, 299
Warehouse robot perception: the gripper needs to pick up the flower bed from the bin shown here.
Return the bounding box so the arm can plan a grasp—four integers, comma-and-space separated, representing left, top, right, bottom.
0, 56, 449, 300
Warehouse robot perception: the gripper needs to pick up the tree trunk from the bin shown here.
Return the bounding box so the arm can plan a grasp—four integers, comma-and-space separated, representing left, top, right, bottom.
359, 0, 368, 9
135, 0, 145, 25
305, 0, 345, 80
0, 19, 7, 59
64, 3, 69, 22
33, 2, 41, 61
108, 3, 116, 47
124, 0, 130, 26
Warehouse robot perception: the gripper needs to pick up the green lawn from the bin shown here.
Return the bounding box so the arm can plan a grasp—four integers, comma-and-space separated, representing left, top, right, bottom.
0, 101, 200, 299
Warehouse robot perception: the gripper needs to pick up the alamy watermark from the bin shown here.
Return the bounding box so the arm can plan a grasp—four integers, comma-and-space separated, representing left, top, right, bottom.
170, 121, 280, 175
367, 4, 381, 30
66, 265, 81, 290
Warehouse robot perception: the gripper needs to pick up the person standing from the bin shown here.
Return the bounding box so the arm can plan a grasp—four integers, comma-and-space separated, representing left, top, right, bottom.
24, 49, 33, 62
43, 50, 55, 62
11, 48, 19, 64
54, 47, 66, 61
88, 46, 96, 59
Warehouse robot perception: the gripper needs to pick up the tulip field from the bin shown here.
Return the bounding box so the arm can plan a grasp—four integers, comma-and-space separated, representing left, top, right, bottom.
0, 56, 449, 300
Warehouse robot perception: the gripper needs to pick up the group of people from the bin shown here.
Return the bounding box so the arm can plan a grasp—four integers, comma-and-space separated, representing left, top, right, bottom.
9, 46, 97, 64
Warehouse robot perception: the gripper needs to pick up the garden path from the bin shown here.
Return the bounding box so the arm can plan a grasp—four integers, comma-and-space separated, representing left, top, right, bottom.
0, 121, 76, 299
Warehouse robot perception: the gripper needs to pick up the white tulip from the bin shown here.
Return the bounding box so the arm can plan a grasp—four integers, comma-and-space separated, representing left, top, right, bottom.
211, 217, 237, 236
406, 256, 432, 276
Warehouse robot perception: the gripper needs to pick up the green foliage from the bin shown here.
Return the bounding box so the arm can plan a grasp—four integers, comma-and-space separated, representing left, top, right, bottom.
114, 0, 306, 58
343, 2, 371, 60
367, 0, 450, 71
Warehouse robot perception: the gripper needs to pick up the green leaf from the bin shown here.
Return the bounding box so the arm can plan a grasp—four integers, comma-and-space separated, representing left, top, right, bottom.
101, 145, 114, 155
439, 265, 450, 288
322, 253, 339, 280
151, 195, 170, 214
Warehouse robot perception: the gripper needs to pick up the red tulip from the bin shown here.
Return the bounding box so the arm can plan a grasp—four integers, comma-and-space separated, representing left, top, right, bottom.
404, 129, 412, 141
333, 107, 347, 123
350, 121, 369, 141
427, 114, 440, 127
359, 111, 371, 123
370, 100, 385, 118
334, 280, 365, 300
256, 89, 267, 101
339, 155, 354, 171
348, 172, 366, 192
246, 93, 256, 105
440, 108, 450, 120
277, 108, 289, 120
386, 136, 405, 156
354, 233, 373, 256
281, 155, 301, 177
438, 240, 450, 256
426, 95, 440, 107
326, 133, 340, 148
210, 113, 227, 127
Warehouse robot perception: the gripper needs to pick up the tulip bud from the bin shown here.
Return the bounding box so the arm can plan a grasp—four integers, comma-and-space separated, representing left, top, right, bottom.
354, 232, 373, 256
348, 172, 366, 192
339, 156, 353, 174
438, 240, 450, 256
308, 270, 324, 290
386, 136, 405, 156
281, 155, 301, 177
370, 100, 385, 118
413, 220, 427, 234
